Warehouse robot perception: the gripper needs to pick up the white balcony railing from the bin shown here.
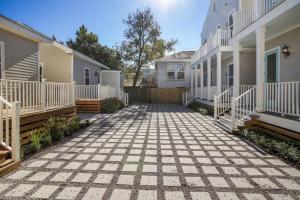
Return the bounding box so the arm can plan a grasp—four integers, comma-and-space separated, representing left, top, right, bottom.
0, 79, 74, 114
191, 29, 232, 64
264, 81, 300, 117
233, 0, 286, 35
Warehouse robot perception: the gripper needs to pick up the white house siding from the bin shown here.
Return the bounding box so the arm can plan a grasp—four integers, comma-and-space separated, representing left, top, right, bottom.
73, 57, 101, 85
201, 0, 239, 44
156, 62, 191, 88
0, 28, 38, 81
40, 44, 72, 83
266, 26, 300, 82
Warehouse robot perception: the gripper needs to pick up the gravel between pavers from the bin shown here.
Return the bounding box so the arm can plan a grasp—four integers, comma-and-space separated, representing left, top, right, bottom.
0, 104, 299, 200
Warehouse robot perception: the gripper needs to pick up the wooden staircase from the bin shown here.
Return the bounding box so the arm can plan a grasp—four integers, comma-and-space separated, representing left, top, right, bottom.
0, 145, 21, 176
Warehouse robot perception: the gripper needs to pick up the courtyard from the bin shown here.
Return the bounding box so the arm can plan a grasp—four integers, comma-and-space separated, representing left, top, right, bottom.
0, 104, 299, 200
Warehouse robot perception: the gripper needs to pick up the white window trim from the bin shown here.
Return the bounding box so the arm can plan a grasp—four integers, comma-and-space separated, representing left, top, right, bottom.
167, 63, 185, 81
39, 63, 44, 82
0, 41, 5, 79
265, 46, 281, 83
84, 67, 90, 85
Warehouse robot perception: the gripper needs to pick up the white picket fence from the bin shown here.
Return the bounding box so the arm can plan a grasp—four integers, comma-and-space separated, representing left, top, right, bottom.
75, 84, 129, 105
0, 79, 74, 114
0, 96, 20, 161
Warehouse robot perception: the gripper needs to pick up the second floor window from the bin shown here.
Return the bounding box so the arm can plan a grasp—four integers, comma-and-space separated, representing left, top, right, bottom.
213, 0, 216, 12
84, 68, 90, 85
167, 63, 185, 80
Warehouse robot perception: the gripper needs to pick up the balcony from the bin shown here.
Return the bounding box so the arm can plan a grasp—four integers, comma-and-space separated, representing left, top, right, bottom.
191, 29, 232, 64
233, 0, 286, 35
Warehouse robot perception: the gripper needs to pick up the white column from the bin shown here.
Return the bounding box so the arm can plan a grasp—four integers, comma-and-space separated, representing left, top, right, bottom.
200, 62, 204, 99
207, 57, 211, 101
195, 68, 198, 98
256, 26, 266, 112
217, 52, 222, 94
233, 42, 240, 97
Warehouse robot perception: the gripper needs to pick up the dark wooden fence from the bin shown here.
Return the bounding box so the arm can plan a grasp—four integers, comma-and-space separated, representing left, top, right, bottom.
124, 86, 186, 104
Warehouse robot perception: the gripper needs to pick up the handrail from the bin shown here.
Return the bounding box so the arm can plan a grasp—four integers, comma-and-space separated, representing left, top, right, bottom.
0, 96, 12, 108
0, 96, 20, 161
214, 87, 233, 120
231, 86, 257, 130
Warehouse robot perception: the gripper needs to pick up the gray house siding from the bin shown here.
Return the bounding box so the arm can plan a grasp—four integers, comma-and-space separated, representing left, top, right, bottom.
156, 61, 191, 88
201, 0, 239, 44
73, 57, 101, 85
0, 28, 39, 81
266, 26, 300, 82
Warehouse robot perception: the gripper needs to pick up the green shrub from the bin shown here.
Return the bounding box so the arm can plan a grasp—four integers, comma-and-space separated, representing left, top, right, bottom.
40, 132, 52, 147
67, 117, 80, 134
30, 131, 42, 153
43, 117, 65, 142
240, 129, 300, 164
198, 108, 209, 115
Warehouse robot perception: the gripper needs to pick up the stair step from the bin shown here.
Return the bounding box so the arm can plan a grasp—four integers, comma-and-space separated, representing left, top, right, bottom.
0, 159, 21, 177
0, 150, 10, 164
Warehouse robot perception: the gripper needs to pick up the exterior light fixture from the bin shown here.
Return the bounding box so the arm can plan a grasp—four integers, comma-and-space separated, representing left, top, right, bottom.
281, 44, 290, 57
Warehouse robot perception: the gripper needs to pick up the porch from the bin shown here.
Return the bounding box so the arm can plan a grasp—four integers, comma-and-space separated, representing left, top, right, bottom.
220, 0, 300, 132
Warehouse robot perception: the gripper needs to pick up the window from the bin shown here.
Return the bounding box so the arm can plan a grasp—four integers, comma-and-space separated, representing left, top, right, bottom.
167, 63, 185, 80
39, 63, 43, 82
84, 68, 90, 85
213, 0, 216, 12
228, 64, 234, 86
177, 64, 185, 80
203, 65, 207, 87
0, 41, 4, 79
96, 71, 100, 84
167, 65, 176, 80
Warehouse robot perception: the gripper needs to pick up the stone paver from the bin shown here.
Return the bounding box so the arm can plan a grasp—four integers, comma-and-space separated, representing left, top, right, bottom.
0, 104, 299, 200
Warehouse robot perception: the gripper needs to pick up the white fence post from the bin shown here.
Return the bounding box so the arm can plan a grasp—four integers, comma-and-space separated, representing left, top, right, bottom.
98, 84, 101, 100
11, 102, 20, 161
71, 81, 76, 105
214, 95, 217, 120
231, 97, 236, 130
41, 79, 46, 110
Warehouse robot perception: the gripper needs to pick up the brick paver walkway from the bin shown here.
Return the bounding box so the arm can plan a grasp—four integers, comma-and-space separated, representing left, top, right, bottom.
0, 104, 299, 200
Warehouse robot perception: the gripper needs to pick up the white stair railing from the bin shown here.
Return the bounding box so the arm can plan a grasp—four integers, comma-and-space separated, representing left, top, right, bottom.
183, 90, 192, 106
264, 81, 299, 117
231, 86, 257, 130
0, 96, 20, 161
214, 87, 233, 120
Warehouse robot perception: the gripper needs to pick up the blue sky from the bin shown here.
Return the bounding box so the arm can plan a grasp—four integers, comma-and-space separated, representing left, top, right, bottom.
0, 0, 210, 52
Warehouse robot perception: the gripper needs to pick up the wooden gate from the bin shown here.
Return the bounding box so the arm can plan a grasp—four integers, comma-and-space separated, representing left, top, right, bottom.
124, 87, 186, 104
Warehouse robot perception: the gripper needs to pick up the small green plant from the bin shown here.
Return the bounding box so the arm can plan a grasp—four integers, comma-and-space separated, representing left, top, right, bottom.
43, 117, 65, 142
40, 132, 52, 147
102, 103, 118, 113
198, 108, 209, 115
30, 130, 42, 153
240, 129, 300, 164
